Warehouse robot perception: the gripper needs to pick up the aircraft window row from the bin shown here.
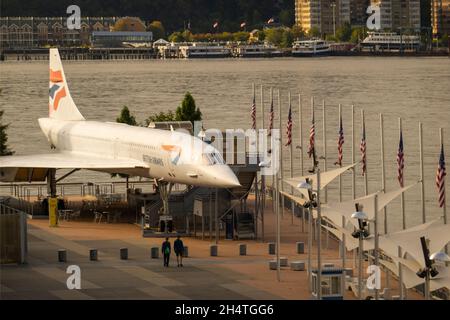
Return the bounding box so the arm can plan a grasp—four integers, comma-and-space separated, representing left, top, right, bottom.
129, 143, 157, 150
202, 152, 225, 165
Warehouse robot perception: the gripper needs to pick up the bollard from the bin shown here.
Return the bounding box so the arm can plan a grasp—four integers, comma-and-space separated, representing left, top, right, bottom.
58, 249, 67, 262
151, 247, 159, 259
120, 248, 128, 260
183, 246, 188, 257
268, 242, 276, 255
210, 244, 218, 257
296, 242, 305, 254
239, 243, 247, 256
90, 249, 98, 261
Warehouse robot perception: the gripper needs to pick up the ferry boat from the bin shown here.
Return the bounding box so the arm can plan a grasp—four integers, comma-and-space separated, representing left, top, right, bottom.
234, 44, 282, 58
179, 43, 231, 58
361, 32, 421, 51
292, 40, 331, 57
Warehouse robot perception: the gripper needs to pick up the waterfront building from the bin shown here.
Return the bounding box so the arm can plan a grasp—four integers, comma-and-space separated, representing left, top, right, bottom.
350, 0, 370, 27
370, 0, 421, 32
432, 0, 450, 38
91, 31, 153, 48
295, 0, 351, 36
0, 17, 124, 49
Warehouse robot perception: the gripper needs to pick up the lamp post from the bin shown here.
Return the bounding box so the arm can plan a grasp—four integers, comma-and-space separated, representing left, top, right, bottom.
298, 169, 321, 299
331, 2, 336, 38
417, 237, 450, 300
351, 204, 369, 300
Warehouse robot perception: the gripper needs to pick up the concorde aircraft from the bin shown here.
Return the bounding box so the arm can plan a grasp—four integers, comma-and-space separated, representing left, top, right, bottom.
0, 49, 240, 195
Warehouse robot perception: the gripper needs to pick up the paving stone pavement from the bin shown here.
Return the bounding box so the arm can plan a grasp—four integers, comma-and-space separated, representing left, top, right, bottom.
0, 224, 282, 300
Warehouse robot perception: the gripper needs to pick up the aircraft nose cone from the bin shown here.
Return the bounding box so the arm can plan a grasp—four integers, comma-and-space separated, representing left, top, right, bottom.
204, 165, 241, 188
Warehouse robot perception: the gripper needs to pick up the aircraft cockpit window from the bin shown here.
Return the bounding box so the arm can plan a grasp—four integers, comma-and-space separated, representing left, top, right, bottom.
202, 152, 225, 165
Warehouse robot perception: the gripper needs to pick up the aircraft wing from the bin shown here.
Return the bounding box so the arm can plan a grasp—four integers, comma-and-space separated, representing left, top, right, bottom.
0, 152, 148, 182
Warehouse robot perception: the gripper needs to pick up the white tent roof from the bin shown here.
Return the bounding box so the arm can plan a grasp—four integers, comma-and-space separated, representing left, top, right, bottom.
321, 182, 418, 228
284, 163, 356, 198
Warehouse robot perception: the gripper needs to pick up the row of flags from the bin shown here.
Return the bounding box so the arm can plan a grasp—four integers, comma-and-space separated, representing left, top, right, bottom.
249, 93, 446, 208
212, 18, 275, 29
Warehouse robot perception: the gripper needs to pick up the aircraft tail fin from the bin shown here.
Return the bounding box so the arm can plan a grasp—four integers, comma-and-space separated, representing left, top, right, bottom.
48, 48, 85, 121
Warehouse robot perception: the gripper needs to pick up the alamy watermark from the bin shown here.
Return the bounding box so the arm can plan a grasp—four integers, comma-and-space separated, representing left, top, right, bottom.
66, 265, 81, 289
366, 4, 381, 30
66, 5, 81, 30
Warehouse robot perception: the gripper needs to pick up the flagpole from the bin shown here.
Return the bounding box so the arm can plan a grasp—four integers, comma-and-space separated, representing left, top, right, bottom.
419, 122, 426, 224
380, 113, 390, 289
271, 88, 275, 217
352, 104, 356, 270
440, 128, 447, 255
351, 104, 356, 199
398, 117, 405, 300
316, 168, 322, 300
374, 193, 379, 300
299, 94, 305, 232
299, 94, 304, 176
339, 104, 345, 267
361, 109, 368, 196
276, 125, 281, 282
278, 89, 284, 218
322, 100, 328, 204
322, 100, 329, 249
289, 92, 294, 225
260, 85, 265, 242
380, 114, 387, 234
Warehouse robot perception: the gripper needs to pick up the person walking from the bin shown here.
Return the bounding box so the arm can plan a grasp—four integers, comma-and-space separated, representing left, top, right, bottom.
162, 237, 171, 267
174, 236, 184, 267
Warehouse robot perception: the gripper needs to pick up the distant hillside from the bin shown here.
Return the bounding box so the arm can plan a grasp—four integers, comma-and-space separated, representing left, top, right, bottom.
1, 0, 295, 33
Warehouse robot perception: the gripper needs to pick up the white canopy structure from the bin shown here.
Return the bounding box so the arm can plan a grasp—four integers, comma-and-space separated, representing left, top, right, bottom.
321, 182, 418, 229
284, 163, 356, 198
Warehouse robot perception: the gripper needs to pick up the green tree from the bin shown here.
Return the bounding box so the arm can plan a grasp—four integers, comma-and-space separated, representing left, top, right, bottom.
264, 27, 284, 46
308, 27, 321, 39
291, 25, 305, 40
175, 92, 202, 125
350, 27, 366, 44
233, 31, 250, 42
0, 110, 14, 156
145, 110, 176, 126
168, 31, 184, 42
116, 106, 137, 126
280, 29, 293, 48
335, 22, 352, 42
148, 20, 166, 40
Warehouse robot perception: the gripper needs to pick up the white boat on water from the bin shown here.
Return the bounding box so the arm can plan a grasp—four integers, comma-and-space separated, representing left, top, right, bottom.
179, 43, 231, 58
234, 44, 282, 58
361, 32, 421, 51
292, 39, 331, 57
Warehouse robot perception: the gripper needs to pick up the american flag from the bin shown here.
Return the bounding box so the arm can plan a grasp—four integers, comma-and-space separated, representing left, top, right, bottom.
436, 143, 446, 208
268, 97, 274, 136
307, 113, 315, 158
335, 116, 344, 166
251, 96, 256, 130
397, 130, 405, 187
285, 103, 292, 146
360, 124, 367, 176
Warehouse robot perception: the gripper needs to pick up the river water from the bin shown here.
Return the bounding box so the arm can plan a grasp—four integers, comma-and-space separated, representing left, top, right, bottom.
0, 57, 449, 231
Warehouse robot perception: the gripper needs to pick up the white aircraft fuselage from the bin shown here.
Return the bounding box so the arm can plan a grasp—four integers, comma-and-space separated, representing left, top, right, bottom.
38, 117, 239, 188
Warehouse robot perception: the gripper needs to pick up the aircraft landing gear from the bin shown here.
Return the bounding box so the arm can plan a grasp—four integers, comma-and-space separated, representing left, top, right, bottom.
155, 179, 174, 233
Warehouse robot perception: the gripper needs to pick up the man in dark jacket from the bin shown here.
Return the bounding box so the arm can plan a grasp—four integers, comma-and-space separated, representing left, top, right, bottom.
174, 236, 184, 267
162, 237, 171, 267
